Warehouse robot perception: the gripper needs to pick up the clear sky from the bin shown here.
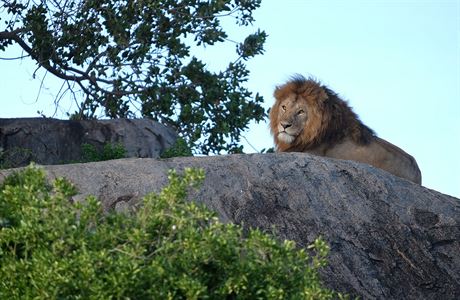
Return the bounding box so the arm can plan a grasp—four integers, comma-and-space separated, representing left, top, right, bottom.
1, 0, 459, 198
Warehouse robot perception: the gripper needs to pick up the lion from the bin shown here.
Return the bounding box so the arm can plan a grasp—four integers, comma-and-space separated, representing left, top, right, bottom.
269, 75, 422, 184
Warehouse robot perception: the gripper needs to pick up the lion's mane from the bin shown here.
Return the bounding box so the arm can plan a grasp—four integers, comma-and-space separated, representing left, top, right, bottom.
270, 75, 375, 152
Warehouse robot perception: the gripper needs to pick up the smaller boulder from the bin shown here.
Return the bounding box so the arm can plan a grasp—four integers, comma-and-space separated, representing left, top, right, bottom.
0, 118, 177, 167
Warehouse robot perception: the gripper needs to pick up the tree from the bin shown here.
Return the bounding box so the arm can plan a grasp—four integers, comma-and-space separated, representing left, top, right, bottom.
0, 0, 267, 154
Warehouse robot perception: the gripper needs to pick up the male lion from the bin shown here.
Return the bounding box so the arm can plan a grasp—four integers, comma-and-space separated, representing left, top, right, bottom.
269, 75, 422, 184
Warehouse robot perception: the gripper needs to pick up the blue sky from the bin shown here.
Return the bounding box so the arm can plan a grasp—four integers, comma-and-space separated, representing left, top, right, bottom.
1, 0, 459, 198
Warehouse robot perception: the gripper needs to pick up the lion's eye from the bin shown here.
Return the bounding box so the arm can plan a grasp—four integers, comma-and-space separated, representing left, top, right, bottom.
281, 105, 287, 111
298, 109, 305, 115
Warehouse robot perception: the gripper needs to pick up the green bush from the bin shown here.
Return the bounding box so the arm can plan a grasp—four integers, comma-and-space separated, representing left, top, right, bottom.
0, 165, 345, 299
161, 137, 194, 158
81, 142, 126, 162
0, 147, 34, 169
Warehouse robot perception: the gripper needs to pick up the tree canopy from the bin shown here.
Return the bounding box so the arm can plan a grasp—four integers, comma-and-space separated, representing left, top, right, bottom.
0, 0, 267, 154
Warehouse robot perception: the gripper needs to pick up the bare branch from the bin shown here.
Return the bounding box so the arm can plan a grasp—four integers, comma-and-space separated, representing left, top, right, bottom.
0, 54, 30, 60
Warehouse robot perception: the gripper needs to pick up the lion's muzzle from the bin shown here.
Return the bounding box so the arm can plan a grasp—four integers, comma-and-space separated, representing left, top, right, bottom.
277, 131, 295, 144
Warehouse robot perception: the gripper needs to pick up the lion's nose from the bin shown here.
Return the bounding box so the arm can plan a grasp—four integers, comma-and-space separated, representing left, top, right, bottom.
281, 121, 292, 129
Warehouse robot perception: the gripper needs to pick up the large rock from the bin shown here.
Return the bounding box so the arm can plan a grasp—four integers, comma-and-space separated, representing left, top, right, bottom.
0, 153, 458, 299
0, 118, 177, 167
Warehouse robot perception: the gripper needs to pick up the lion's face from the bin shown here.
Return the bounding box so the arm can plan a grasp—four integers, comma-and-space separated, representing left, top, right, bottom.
272, 95, 309, 144
270, 77, 328, 151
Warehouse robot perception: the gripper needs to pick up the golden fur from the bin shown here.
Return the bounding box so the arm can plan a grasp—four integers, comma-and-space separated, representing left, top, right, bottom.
269, 75, 422, 184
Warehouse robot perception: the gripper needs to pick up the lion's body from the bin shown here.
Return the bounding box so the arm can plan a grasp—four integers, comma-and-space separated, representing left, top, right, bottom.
269, 75, 422, 184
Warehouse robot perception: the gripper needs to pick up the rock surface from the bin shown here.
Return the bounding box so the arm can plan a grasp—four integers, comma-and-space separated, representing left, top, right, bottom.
1, 153, 459, 299
0, 118, 176, 167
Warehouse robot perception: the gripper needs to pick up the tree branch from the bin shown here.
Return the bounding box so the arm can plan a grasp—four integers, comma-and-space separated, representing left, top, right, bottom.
0, 28, 141, 98
1, 28, 86, 82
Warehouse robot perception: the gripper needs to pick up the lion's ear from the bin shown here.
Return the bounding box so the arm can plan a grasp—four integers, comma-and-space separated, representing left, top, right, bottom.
273, 86, 282, 101
318, 87, 328, 102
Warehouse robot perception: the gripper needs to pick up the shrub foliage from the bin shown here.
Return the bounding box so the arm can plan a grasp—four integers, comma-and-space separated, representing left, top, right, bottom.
80, 142, 127, 162
0, 166, 343, 299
